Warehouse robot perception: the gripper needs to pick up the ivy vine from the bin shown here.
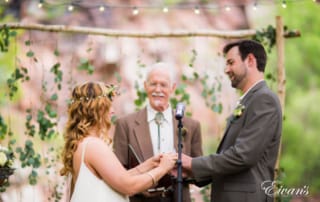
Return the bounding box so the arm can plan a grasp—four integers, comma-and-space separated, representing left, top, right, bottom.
0, 115, 8, 140
253, 25, 276, 53
0, 25, 16, 52
1, 28, 62, 196
0, 24, 290, 199
252, 24, 294, 53
15, 140, 41, 185
6, 67, 30, 99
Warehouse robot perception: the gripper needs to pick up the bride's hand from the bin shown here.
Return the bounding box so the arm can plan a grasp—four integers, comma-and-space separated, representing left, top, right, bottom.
159, 153, 177, 171
147, 154, 161, 168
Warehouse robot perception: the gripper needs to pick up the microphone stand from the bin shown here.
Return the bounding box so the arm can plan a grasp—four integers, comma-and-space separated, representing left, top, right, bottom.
176, 116, 183, 202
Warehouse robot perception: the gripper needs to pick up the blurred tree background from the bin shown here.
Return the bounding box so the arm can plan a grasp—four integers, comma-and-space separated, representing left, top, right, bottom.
276, 0, 320, 197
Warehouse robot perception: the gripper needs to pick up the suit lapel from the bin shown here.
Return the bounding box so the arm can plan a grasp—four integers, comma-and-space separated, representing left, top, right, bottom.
133, 108, 154, 161
217, 81, 267, 153
217, 116, 233, 152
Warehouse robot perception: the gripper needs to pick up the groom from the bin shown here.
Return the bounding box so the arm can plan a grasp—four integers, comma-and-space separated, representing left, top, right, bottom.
181, 40, 282, 202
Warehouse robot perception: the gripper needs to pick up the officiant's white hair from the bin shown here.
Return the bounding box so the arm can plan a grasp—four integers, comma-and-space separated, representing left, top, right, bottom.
145, 62, 177, 85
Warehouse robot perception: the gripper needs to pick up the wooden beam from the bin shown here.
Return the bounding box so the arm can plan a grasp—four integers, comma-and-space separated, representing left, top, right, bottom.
0, 22, 257, 39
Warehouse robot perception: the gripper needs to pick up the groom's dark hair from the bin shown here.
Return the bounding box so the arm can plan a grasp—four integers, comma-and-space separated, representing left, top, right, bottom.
223, 40, 267, 72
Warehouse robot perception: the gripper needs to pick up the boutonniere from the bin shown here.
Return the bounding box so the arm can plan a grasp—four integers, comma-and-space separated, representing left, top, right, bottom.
181, 127, 188, 140
233, 103, 245, 119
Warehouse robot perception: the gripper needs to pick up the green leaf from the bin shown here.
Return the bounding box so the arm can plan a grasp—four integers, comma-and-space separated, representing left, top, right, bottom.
25, 140, 33, 148
114, 72, 122, 83
10, 31, 17, 37
181, 74, 187, 81
77, 58, 95, 74
26, 114, 32, 121
25, 40, 31, 46
50, 93, 58, 101
26, 50, 34, 57
54, 49, 60, 56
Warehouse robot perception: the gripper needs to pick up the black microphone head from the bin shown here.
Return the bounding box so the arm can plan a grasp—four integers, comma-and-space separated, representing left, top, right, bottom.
175, 103, 185, 119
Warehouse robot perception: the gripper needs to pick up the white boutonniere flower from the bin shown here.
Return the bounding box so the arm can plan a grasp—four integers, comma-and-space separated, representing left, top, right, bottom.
233, 103, 245, 118
0, 145, 14, 168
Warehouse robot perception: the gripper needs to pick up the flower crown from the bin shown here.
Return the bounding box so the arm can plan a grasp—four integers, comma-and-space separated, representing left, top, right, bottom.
0, 145, 14, 168
70, 84, 119, 104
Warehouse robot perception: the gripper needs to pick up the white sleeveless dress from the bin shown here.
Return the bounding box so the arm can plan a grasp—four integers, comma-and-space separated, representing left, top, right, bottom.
70, 139, 129, 202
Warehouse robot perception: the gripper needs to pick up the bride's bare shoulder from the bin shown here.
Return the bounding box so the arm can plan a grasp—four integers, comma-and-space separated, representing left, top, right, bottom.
85, 137, 112, 153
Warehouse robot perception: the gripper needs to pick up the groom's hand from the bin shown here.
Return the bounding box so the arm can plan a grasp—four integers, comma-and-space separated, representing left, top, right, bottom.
169, 153, 193, 178
181, 153, 192, 170
170, 168, 192, 178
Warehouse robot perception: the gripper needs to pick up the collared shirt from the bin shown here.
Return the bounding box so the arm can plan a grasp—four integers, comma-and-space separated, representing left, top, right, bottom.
239, 79, 264, 101
147, 104, 174, 155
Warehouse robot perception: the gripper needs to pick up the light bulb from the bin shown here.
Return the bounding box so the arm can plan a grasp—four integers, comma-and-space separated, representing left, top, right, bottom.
253, 2, 257, 10
99, 5, 105, 12
132, 7, 139, 15
194, 7, 200, 14
163, 7, 168, 13
68, 5, 74, 11
282, 1, 287, 8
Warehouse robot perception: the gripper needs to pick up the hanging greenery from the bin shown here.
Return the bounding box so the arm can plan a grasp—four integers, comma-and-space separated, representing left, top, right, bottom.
0, 21, 296, 199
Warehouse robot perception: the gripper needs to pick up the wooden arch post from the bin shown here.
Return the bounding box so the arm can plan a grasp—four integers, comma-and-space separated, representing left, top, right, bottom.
275, 15, 286, 202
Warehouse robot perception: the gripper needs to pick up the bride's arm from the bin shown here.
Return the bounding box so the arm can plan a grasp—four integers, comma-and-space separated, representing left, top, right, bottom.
86, 138, 176, 196
127, 155, 161, 175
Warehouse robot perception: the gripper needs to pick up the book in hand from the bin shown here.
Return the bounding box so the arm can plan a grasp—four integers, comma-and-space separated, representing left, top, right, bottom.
128, 144, 173, 191
128, 144, 142, 168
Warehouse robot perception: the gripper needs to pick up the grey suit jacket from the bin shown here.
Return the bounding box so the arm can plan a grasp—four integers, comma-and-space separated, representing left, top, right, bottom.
113, 107, 203, 202
192, 81, 282, 202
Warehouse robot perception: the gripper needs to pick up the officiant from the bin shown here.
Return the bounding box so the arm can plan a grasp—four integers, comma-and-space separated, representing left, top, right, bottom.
113, 62, 203, 202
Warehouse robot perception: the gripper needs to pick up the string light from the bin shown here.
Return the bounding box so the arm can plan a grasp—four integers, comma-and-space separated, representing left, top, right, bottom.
132, 7, 139, 15
253, 2, 258, 11
1, 0, 310, 14
282, 1, 287, 8
38, 0, 44, 9
194, 6, 200, 14
224, 5, 231, 12
99, 5, 105, 12
67, 4, 74, 12
162, 7, 169, 13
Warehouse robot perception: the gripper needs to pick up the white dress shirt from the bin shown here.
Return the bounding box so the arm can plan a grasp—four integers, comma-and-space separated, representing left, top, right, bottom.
147, 104, 175, 155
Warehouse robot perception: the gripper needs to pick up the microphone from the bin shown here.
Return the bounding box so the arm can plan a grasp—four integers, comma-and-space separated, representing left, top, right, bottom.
175, 103, 185, 120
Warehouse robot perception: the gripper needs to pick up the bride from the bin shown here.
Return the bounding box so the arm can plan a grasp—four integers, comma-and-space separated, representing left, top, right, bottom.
60, 82, 177, 202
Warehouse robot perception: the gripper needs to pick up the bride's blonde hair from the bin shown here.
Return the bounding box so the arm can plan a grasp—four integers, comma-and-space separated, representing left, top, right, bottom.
60, 81, 117, 176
